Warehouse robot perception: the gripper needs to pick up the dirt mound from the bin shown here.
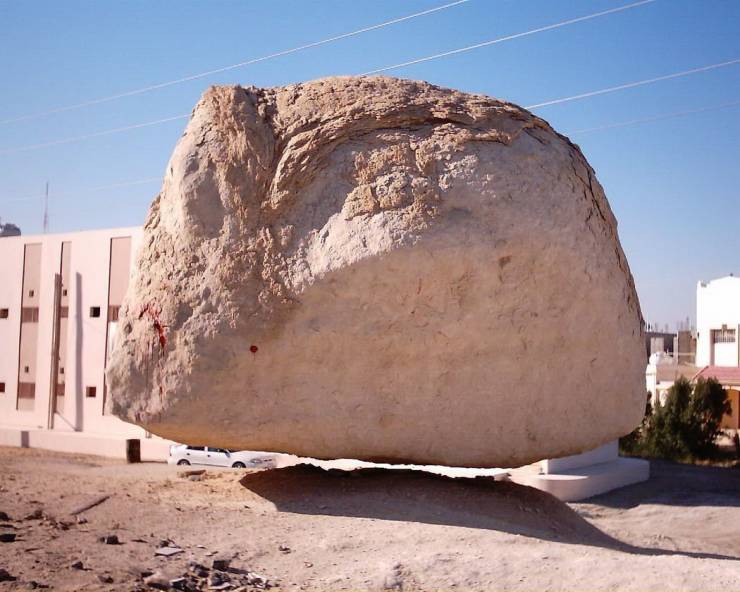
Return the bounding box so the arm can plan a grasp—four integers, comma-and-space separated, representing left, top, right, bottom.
240, 464, 617, 547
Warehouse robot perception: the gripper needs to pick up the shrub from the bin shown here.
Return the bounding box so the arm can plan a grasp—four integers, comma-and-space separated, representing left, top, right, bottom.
619, 391, 652, 454
621, 377, 730, 461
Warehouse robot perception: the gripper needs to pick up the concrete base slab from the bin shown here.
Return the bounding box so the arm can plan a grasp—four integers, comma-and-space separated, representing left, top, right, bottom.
509, 440, 649, 502
510, 456, 650, 502
0, 427, 172, 462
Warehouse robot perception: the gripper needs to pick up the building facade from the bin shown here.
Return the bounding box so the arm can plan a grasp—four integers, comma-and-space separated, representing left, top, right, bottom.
696, 276, 740, 367
0, 226, 171, 458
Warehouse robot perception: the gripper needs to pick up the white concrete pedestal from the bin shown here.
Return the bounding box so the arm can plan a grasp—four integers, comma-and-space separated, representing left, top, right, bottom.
510, 440, 649, 502
0, 425, 173, 461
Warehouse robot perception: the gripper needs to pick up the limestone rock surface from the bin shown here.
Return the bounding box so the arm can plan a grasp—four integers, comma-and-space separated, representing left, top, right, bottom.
107, 76, 645, 468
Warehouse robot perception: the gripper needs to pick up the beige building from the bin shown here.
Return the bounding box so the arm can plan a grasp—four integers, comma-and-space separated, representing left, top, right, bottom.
0, 227, 171, 459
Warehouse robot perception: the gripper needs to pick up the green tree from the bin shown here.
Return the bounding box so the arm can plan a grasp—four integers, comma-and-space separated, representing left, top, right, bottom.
638, 377, 730, 461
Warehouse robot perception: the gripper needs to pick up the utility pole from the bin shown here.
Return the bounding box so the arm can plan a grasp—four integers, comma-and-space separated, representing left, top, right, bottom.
43, 181, 49, 234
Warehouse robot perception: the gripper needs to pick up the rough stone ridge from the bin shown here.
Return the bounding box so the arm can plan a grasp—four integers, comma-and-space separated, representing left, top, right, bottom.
107, 76, 645, 468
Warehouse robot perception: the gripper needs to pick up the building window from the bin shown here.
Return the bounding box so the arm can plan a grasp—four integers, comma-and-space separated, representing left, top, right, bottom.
90, 306, 101, 318
23, 366, 29, 374
18, 382, 35, 399
86, 386, 97, 398
60, 367, 64, 375
108, 305, 121, 322
21, 307, 39, 322
28, 289, 35, 298
0, 308, 8, 319
62, 289, 68, 297
0, 382, 5, 393
712, 328, 736, 344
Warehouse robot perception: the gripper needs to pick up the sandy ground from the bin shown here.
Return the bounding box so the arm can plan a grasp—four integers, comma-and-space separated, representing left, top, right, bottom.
0, 447, 738, 591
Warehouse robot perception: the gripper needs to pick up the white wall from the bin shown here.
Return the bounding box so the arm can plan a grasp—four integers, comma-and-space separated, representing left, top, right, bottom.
0, 227, 148, 437
0, 238, 25, 417
696, 276, 740, 367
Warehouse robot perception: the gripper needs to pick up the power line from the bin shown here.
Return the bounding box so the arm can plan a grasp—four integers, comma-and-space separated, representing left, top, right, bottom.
3, 52, 738, 157
361, 0, 657, 75
0, 115, 189, 156
0, 0, 661, 156
525, 58, 740, 109
1, 177, 162, 204
6, 98, 740, 205
569, 99, 740, 134
0, 0, 471, 126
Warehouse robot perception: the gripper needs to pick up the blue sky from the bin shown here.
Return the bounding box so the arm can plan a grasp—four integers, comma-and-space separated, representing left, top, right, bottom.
1, 0, 738, 328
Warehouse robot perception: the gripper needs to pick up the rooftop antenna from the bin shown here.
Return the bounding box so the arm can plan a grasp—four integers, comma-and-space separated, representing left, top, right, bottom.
43, 181, 49, 234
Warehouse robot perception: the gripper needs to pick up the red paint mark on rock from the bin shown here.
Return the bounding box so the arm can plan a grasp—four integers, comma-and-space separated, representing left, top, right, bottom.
139, 303, 168, 353
250, 345, 259, 354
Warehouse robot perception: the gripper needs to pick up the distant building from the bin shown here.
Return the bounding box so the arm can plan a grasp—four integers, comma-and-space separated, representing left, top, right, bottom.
676, 329, 696, 365
644, 330, 675, 361
644, 328, 696, 364
0, 226, 171, 458
0, 220, 21, 237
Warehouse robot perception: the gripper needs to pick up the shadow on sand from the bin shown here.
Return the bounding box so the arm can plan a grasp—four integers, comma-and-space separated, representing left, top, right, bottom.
240, 464, 738, 562
587, 458, 740, 510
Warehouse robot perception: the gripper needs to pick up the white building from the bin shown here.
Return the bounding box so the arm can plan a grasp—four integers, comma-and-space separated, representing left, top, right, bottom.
0, 227, 171, 459
696, 276, 740, 367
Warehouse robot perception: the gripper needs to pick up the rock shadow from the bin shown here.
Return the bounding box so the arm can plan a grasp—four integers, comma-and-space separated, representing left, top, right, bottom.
240, 464, 739, 561
587, 459, 740, 510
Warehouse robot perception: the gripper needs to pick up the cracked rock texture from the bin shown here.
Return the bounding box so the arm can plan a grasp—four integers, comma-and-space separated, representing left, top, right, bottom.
107, 76, 645, 468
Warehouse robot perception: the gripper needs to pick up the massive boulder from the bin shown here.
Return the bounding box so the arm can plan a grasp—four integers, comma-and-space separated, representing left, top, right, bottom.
107, 76, 645, 468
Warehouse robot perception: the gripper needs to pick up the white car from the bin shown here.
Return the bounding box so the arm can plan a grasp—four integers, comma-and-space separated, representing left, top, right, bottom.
167, 444, 277, 469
